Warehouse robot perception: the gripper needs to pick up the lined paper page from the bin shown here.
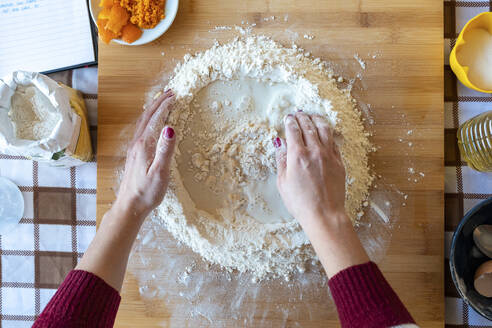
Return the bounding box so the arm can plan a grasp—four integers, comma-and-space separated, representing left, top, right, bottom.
0, 0, 95, 77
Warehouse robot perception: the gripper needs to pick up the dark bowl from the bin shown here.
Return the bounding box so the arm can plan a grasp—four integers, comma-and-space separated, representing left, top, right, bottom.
450, 197, 492, 320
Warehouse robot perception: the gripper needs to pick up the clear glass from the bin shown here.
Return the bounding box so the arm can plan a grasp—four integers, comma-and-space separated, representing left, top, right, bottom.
458, 110, 492, 172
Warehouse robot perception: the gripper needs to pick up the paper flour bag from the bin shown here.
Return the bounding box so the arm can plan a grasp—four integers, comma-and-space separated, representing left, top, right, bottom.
0, 71, 92, 167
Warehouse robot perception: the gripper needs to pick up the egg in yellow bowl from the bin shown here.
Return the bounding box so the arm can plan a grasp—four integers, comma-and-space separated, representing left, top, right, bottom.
450, 12, 492, 93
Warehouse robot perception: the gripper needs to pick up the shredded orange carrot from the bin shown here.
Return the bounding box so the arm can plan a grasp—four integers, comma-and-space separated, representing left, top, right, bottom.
119, 0, 166, 29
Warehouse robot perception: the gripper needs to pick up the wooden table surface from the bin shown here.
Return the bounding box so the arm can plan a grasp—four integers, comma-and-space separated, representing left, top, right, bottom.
97, 0, 444, 326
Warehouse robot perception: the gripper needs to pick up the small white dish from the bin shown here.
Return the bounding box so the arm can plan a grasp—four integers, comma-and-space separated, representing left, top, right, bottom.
0, 177, 24, 235
89, 0, 179, 46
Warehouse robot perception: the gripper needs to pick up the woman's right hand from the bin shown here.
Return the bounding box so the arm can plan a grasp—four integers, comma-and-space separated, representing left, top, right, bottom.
274, 111, 347, 232
274, 111, 369, 278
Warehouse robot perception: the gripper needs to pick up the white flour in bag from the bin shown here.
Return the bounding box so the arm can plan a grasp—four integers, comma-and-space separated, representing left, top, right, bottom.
8, 85, 60, 141
156, 36, 374, 280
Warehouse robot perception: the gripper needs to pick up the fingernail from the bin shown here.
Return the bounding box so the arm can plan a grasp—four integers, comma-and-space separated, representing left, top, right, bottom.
273, 137, 281, 148
297, 109, 303, 112
164, 127, 174, 139
165, 89, 174, 96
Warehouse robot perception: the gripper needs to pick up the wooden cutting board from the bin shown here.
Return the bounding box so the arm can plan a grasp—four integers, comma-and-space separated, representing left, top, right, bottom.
97, 0, 444, 326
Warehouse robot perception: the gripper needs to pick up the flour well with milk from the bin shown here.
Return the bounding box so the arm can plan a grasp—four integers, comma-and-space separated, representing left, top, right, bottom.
154, 36, 373, 280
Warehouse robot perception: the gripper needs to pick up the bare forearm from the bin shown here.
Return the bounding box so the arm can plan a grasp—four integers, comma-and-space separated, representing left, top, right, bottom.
75, 202, 144, 291
301, 212, 369, 279
75, 93, 176, 292
35, 92, 176, 327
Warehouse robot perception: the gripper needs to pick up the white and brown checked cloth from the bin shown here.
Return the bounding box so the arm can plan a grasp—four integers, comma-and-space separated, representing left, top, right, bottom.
0, 67, 98, 327
444, 1, 492, 327
1, 4, 492, 326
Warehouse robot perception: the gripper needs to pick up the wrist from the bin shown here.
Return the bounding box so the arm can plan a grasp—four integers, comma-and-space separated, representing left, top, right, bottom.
108, 198, 147, 226
300, 209, 351, 238
301, 212, 369, 278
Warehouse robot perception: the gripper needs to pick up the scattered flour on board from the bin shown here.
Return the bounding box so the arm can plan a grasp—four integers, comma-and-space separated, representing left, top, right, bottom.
8, 85, 60, 140
213, 25, 232, 31
354, 53, 366, 70
155, 36, 374, 280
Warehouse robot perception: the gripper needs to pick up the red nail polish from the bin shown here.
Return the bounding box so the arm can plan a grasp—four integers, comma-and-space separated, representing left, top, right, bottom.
273, 137, 281, 148
164, 127, 174, 139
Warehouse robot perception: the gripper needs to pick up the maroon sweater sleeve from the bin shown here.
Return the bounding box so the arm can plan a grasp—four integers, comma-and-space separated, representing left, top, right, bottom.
33, 270, 121, 328
328, 261, 416, 328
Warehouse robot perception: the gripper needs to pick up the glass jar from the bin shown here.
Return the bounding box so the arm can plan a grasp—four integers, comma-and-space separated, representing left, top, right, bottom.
457, 110, 492, 172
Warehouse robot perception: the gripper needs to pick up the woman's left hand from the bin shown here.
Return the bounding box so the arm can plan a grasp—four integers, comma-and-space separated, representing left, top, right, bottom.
114, 89, 177, 220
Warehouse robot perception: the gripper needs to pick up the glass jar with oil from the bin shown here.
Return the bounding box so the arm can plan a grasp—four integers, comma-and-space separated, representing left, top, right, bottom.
457, 110, 492, 172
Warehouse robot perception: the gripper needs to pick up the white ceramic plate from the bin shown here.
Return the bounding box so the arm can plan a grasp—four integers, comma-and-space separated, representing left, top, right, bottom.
89, 0, 179, 46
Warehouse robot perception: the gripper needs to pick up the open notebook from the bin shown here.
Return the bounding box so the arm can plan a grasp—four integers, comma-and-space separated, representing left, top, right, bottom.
0, 0, 97, 78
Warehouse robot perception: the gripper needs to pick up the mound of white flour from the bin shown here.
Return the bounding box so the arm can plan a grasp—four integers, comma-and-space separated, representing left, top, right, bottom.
158, 36, 373, 280
8, 85, 60, 141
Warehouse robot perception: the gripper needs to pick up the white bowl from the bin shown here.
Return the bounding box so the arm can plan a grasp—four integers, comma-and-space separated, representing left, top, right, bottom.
89, 0, 179, 46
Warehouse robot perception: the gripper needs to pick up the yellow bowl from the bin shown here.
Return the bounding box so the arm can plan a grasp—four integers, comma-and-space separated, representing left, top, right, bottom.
450, 12, 492, 93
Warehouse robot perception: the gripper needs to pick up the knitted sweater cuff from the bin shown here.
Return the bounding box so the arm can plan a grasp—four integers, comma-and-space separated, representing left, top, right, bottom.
328, 261, 415, 328
34, 270, 121, 328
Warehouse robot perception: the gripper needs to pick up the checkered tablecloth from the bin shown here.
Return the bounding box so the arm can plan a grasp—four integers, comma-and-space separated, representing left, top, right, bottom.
0, 67, 98, 327
1, 3, 492, 326
444, 2, 492, 327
